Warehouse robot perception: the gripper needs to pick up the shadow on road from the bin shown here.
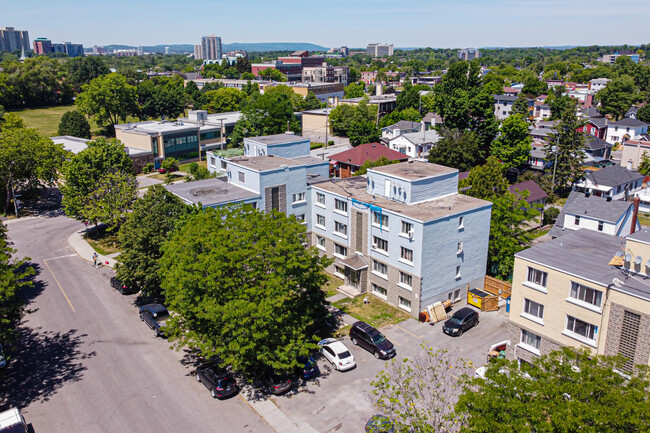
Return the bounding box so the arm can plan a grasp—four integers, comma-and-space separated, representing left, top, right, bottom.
22, 188, 63, 218
17, 262, 45, 309
0, 326, 96, 408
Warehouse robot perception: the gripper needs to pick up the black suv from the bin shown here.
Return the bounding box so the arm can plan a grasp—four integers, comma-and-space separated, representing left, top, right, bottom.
443, 307, 479, 337
349, 321, 396, 359
195, 363, 238, 399
110, 277, 135, 295
139, 304, 169, 337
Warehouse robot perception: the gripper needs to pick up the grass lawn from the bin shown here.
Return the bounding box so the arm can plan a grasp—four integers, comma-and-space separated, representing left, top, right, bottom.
148, 173, 185, 182
212, 148, 244, 158
84, 229, 121, 256
333, 295, 411, 328
529, 227, 550, 239
639, 213, 650, 227
323, 274, 344, 298
178, 160, 207, 174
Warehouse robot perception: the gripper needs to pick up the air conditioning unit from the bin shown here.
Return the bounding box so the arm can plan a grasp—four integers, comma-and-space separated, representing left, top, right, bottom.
372, 243, 378, 249
408, 229, 414, 239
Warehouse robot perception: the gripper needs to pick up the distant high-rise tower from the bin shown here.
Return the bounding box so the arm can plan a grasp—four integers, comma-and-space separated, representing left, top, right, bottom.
0, 26, 30, 53
33, 37, 53, 55
137, 45, 143, 56
164, 46, 170, 55
201, 34, 222, 60
366, 43, 393, 57
458, 48, 480, 61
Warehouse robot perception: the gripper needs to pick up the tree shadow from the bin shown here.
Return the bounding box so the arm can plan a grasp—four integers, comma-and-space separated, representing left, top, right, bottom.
0, 326, 95, 408
17, 262, 45, 308
21, 187, 63, 218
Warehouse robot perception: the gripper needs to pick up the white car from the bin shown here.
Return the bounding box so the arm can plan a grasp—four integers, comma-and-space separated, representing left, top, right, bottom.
318, 338, 356, 371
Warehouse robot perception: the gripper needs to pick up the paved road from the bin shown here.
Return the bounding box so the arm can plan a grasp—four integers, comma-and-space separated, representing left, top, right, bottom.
1, 213, 273, 433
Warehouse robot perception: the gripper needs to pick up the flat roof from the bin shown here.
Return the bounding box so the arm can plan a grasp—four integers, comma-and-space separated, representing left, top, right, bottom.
301, 108, 332, 116
245, 133, 309, 146
228, 155, 303, 172
627, 227, 650, 245
312, 176, 490, 222
115, 121, 198, 135
165, 177, 258, 207
50, 135, 89, 154
292, 155, 329, 166
369, 161, 457, 181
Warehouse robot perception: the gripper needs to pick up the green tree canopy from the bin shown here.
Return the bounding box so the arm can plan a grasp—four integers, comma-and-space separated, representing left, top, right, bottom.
229, 92, 300, 146
457, 348, 650, 433
258, 68, 287, 82
136, 76, 188, 120
344, 82, 365, 98
353, 156, 396, 176
76, 73, 139, 128
637, 105, 650, 124
117, 185, 189, 298
545, 105, 586, 193
57, 110, 91, 139
302, 91, 322, 110
511, 92, 531, 119
378, 107, 421, 128
396, 81, 421, 112
597, 75, 640, 120
490, 114, 532, 170
66, 56, 110, 91
428, 128, 481, 171
158, 205, 332, 377
329, 100, 380, 146
200, 87, 245, 114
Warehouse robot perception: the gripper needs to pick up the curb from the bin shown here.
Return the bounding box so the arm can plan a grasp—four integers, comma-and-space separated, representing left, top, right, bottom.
240, 393, 318, 433
67, 229, 118, 269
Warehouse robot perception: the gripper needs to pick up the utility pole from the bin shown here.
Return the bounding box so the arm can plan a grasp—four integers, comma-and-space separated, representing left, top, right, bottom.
325, 112, 329, 149
551, 137, 559, 192
219, 118, 224, 150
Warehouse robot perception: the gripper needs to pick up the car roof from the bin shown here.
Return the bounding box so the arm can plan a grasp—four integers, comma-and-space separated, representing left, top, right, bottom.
143, 303, 168, 313
325, 340, 349, 354
453, 307, 476, 317
352, 320, 375, 332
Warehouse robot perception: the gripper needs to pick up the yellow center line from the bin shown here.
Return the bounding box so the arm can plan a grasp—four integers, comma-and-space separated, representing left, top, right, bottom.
43, 259, 75, 313
396, 325, 423, 339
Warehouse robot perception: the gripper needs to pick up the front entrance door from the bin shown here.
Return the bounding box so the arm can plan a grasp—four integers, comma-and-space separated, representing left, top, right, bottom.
345, 268, 360, 290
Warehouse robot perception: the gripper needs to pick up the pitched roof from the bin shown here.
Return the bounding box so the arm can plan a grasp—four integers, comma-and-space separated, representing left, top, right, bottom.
509, 180, 548, 203
384, 120, 420, 132
585, 135, 611, 151
625, 106, 639, 118
563, 192, 633, 223
396, 129, 441, 145
583, 107, 603, 118
589, 117, 608, 129
584, 164, 643, 186
422, 112, 443, 123
328, 143, 409, 167
493, 94, 517, 102
609, 117, 648, 128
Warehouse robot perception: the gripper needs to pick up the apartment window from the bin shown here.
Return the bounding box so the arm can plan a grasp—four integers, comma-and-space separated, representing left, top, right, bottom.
373, 236, 388, 253
597, 221, 604, 232
521, 329, 541, 350
399, 271, 412, 288
334, 243, 347, 257
220, 160, 227, 170
373, 260, 388, 276
238, 171, 245, 182
618, 311, 641, 374
334, 265, 345, 278
335, 221, 348, 236
372, 211, 388, 227
401, 221, 413, 236
316, 214, 325, 227
398, 296, 411, 311
574, 215, 580, 225
372, 283, 388, 299
400, 247, 413, 262
523, 298, 544, 320
316, 192, 325, 206
295, 213, 305, 222
458, 216, 464, 229
316, 235, 325, 249
569, 282, 603, 308
335, 199, 348, 213
455, 265, 461, 279
271, 187, 280, 212
292, 192, 305, 203
527, 267, 548, 288
457, 241, 463, 254
566, 315, 597, 341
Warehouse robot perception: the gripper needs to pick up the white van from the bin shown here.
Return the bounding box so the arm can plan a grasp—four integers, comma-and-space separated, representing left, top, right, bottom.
0, 408, 28, 433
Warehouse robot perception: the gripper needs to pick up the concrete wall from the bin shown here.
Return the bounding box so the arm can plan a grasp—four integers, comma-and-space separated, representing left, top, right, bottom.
259, 166, 308, 216
302, 114, 329, 141
115, 130, 154, 153
366, 170, 458, 205
244, 137, 311, 158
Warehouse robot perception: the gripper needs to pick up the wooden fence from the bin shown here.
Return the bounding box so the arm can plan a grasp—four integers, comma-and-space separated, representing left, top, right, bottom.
484, 275, 512, 299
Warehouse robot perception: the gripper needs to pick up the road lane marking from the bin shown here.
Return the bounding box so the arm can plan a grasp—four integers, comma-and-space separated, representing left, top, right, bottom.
43, 258, 76, 312
396, 325, 424, 339
45, 253, 77, 261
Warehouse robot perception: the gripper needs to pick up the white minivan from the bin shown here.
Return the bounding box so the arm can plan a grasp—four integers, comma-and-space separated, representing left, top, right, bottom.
0, 407, 28, 433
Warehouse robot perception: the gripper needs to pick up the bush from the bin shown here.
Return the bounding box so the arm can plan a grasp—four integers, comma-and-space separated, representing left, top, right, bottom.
161, 157, 178, 172
142, 163, 154, 174
328, 140, 335, 146
310, 142, 324, 150
543, 206, 560, 226
188, 162, 199, 175
57, 110, 91, 139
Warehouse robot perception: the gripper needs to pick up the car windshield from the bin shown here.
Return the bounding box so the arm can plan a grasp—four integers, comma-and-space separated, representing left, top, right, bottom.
217, 377, 235, 387
449, 316, 464, 325
338, 350, 352, 359
370, 332, 386, 344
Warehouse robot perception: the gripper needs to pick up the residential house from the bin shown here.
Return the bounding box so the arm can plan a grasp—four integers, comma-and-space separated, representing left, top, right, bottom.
309, 161, 492, 317
381, 120, 422, 142
328, 143, 409, 178
361, 71, 378, 84
493, 94, 518, 120
533, 104, 551, 120
589, 78, 611, 92
509, 180, 548, 207
548, 191, 641, 238
580, 116, 608, 140
530, 120, 558, 141
621, 137, 650, 170
606, 118, 649, 145
388, 129, 441, 159
528, 141, 548, 171
503, 87, 521, 97
337, 94, 397, 114
573, 165, 643, 200
584, 136, 612, 166
422, 112, 443, 128
506, 227, 650, 372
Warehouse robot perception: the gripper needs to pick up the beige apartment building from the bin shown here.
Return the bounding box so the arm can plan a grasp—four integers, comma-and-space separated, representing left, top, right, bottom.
508, 228, 650, 373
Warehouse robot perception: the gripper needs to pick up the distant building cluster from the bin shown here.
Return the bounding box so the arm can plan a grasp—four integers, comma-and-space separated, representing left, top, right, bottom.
32, 36, 84, 57
366, 43, 394, 57
194, 34, 222, 60
0, 26, 30, 53
251, 51, 349, 86
598, 52, 640, 64
458, 48, 480, 61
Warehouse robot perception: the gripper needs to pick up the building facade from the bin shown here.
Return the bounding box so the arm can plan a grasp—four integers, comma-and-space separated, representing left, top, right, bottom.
201, 35, 222, 60
52, 42, 84, 57
366, 43, 394, 57
0, 27, 30, 53
458, 48, 480, 61
33, 37, 52, 55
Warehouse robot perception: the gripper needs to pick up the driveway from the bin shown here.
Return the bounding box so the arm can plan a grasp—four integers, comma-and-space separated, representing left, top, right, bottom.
272, 308, 509, 432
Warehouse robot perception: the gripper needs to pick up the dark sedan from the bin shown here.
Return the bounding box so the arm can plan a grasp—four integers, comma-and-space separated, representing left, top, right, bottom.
443, 307, 479, 337
139, 304, 169, 337
110, 277, 136, 295
195, 363, 238, 399
258, 370, 292, 395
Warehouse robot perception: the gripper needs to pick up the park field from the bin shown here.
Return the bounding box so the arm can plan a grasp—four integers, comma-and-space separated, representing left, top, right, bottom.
10, 105, 77, 137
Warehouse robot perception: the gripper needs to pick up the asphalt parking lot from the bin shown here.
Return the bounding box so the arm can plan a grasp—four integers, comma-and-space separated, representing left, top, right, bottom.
271, 306, 509, 433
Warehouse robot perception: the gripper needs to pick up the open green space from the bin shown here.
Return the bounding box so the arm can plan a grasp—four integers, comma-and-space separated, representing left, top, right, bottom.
333, 295, 411, 329
639, 213, 650, 227
178, 160, 207, 174
323, 274, 344, 298
84, 228, 121, 256
11, 105, 77, 137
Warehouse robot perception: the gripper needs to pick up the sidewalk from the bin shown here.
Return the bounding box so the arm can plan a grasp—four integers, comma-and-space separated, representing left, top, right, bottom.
68, 229, 118, 269
243, 395, 318, 433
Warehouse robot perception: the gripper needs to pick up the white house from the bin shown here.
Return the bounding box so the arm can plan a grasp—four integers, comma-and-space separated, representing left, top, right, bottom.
606, 118, 649, 145
573, 164, 643, 200
381, 120, 422, 142
388, 129, 440, 158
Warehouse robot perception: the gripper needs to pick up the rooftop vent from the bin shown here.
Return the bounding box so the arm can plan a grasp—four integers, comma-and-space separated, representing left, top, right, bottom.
635, 256, 643, 265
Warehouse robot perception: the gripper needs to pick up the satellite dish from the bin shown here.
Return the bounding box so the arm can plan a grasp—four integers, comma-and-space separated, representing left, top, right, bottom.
612, 278, 625, 288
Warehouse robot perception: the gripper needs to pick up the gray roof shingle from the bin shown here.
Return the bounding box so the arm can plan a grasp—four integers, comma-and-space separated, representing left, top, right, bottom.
584, 165, 643, 187
609, 117, 648, 128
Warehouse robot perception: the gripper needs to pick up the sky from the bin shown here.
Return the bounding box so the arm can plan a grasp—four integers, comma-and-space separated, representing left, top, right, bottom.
2, 0, 649, 49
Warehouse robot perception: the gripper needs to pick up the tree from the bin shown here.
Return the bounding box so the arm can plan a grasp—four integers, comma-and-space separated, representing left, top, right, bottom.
61, 138, 135, 229
264, 85, 304, 112
396, 81, 420, 112
302, 91, 322, 110
428, 128, 481, 171
637, 105, 650, 124
66, 56, 110, 91
76, 73, 139, 128
185, 162, 214, 182
136, 76, 188, 120
235, 57, 251, 75
201, 87, 244, 113
184, 80, 201, 106
329, 100, 380, 146
456, 348, 650, 433
158, 205, 332, 377
229, 92, 300, 146
354, 156, 396, 175
490, 114, 532, 170
597, 75, 639, 120
369, 346, 472, 433
344, 82, 365, 98
546, 106, 586, 193
638, 151, 650, 176
57, 110, 91, 139
521, 77, 548, 96
241, 72, 255, 80
0, 222, 34, 345
0, 123, 67, 214
116, 185, 188, 298
459, 156, 509, 200
258, 68, 286, 82
511, 93, 531, 119
378, 107, 421, 128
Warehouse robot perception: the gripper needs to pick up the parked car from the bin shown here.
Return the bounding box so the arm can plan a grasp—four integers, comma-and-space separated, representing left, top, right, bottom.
442, 307, 479, 337
139, 304, 169, 337
257, 370, 292, 395
365, 414, 395, 433
349, 321, 396, 360
296, 355, 320, 380
0, 407, 28, 433
110, 277, 135, 295
318, 338, 356, 371
195, 363, 238, 399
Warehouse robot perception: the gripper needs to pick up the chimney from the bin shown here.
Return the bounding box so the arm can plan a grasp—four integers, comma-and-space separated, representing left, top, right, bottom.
631, 196, 641, 234
627, 160, 633, 171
